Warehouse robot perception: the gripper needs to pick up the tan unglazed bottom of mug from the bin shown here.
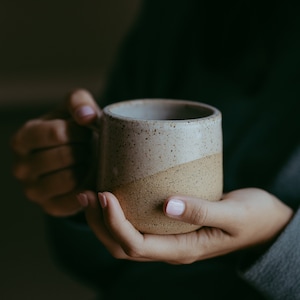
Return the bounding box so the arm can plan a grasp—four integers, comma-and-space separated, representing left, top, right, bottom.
112, 152, 223, 234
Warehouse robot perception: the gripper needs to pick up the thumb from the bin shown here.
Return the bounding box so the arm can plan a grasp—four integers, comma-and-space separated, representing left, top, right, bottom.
164, 195, 235, 231
66, 89, 102, 128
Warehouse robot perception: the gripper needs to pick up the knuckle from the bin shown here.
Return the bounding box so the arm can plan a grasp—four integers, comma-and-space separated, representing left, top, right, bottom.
47, 120, 68, 143
23, 186, 42, 203
181, 254, 198, 264
22, 119, 40, 132
33, 146, 75, 175
12, 163, 29, 180
10, 119, 39, 153
110, 249, 127, 260
189, 203, 208, 226
68, 89, 92, 107
123, 244, 143, 259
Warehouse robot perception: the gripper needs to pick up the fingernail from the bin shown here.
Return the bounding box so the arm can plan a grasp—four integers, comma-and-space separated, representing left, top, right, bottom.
77, 193, 89, 207
98, 192, 107, 208
166, 199, 185, 216
75, 106, 96, 119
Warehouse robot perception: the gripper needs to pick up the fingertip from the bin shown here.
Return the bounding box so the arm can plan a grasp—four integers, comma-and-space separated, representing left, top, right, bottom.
165, 198, 186, 217
67, 89, 101, 126
98, 192, 124, 216
77, 191, 99, 209
74, 105, 97, 123
77, 193, 89, 207
98, 192, 107, 208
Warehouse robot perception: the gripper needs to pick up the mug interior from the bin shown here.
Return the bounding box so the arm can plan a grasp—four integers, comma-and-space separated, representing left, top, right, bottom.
105, 99, 216, 121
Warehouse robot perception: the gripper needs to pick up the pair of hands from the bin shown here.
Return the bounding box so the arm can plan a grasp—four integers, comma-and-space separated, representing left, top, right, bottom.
12, 89, 293, 264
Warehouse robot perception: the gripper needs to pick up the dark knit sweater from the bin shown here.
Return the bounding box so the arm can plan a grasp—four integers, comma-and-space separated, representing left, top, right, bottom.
47, 1, 300, 299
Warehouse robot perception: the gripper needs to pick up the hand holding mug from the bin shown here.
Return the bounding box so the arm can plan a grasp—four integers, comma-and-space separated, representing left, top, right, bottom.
97, 99, 223, 234
79, 188, 293, 264
11, 89, 101, 216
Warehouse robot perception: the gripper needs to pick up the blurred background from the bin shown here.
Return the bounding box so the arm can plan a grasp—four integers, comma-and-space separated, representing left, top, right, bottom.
0, 1, 140, 299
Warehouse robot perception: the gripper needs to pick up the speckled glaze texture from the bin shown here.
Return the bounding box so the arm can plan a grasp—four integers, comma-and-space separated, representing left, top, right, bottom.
98, 99, 223, 234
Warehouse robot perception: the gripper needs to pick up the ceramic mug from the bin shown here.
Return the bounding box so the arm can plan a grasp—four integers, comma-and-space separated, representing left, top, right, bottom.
97, 99, 223, 234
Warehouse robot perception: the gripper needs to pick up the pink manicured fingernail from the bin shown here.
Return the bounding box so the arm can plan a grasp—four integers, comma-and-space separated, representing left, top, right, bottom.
77, 193, 89, 207
75, 106, 96, 119
98, 192, 107, 208
166, 199, 185, 216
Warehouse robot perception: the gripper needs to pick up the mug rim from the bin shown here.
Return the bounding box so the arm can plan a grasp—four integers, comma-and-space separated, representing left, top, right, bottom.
103, 98, 221, 123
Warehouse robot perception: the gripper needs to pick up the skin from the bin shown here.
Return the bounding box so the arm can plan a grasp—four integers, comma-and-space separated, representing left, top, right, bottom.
11, 89, 101, 216
79, 189, 293, 264
11, 89, 294, 264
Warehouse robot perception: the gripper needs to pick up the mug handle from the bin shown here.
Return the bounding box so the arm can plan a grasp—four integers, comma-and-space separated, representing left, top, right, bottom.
78, 112, 104, 192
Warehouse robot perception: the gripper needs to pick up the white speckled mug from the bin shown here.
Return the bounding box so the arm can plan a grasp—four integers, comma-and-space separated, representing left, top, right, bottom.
98, 99, 223, 234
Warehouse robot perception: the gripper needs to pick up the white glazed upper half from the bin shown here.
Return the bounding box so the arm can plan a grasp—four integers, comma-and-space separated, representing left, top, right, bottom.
99, 99, 222, 187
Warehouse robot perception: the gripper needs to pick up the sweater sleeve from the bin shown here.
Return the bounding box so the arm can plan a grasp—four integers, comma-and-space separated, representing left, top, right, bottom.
239, 207, 300, 300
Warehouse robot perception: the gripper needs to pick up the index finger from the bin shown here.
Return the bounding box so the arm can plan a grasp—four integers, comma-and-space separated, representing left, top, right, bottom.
11, 119, 90, 155
66, 89, 102, 127
99, 192, 195, 261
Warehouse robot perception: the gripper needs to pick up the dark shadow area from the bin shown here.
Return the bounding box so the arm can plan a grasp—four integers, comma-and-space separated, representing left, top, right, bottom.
0, 1, 141, 299
0, 107, 98, 300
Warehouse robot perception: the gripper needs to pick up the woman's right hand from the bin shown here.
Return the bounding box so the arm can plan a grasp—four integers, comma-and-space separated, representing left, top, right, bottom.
11, 89, 102, 217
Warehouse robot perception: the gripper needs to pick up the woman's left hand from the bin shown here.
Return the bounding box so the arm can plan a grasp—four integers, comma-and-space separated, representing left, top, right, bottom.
78, 188, 293, 264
